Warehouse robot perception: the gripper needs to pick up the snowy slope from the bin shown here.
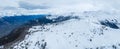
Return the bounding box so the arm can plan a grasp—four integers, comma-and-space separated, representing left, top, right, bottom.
1, 0, 120, 49
5, 11, 120, 49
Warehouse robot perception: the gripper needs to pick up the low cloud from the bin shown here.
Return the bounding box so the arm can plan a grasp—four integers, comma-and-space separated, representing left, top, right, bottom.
18, 1, 49, 10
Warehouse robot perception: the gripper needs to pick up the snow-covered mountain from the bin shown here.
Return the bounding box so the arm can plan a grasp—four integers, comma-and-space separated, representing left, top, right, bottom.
0, 0, 120, 49
0, 11, 119, 49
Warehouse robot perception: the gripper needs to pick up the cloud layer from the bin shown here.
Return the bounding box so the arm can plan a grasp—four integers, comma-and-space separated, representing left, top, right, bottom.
0, 0, 120, 15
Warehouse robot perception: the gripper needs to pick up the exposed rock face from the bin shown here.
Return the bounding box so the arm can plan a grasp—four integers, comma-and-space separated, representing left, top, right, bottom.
100, 19, 119, 29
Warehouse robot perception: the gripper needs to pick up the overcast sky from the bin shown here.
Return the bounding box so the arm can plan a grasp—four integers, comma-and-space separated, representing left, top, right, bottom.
0, 0, 120, 13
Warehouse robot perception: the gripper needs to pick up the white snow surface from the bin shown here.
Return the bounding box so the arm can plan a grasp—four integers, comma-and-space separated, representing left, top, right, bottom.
12, 11, 120, 49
